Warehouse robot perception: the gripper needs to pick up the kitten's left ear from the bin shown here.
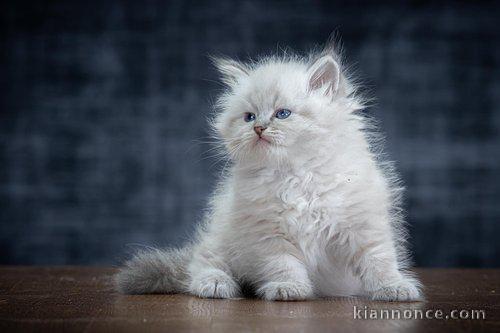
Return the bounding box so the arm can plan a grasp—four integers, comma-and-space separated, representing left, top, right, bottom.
212, 57, 249, 87
307, 54, 340, 97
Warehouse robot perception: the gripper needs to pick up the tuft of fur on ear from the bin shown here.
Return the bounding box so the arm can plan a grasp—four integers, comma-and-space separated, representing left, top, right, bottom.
307, 54, 340, 97
212, 57, 249, 87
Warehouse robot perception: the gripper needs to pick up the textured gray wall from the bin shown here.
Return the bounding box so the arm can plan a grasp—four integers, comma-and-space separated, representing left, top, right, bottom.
1, 1, 499, 267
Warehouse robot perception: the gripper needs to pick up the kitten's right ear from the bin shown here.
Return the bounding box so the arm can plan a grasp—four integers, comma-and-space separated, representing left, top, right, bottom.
212, 57, 249, 86
307, 54, 341, 97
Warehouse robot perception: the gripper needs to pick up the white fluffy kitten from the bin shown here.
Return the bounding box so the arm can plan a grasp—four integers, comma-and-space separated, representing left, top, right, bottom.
116, 44, 422, 301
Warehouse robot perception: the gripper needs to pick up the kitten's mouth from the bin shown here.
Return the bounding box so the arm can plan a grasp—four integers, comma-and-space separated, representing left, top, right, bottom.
256, 136, 271, 144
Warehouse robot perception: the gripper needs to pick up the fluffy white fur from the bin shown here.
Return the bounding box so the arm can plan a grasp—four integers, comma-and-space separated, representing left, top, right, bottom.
116, 43, 423, 302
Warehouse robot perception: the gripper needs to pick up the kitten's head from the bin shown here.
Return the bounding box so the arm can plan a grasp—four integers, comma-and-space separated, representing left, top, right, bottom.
212, 47, 362, 167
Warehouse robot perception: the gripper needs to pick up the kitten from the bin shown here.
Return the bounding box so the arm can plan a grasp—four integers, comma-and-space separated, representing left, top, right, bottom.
115, 43, 422, 301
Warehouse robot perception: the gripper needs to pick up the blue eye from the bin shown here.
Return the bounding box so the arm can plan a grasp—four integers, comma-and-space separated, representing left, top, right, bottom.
244, 112, 256, 122
275, 109, 292, 119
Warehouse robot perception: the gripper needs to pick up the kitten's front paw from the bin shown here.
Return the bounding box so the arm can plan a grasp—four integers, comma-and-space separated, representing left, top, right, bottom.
258, 281, 313, 301
190, 269, 241, 299
371, 279, 422, 302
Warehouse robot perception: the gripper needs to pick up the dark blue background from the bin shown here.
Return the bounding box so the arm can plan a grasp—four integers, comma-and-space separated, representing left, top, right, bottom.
1, 1, 499, 267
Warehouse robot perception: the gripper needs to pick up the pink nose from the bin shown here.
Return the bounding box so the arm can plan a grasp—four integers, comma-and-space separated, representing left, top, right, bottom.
254, 126, 267, 136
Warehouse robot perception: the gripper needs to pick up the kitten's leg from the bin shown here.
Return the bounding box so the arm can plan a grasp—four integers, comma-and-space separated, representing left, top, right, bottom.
348, 227, 422, 301
188, 245, 241, 299
251, 242, 314, 301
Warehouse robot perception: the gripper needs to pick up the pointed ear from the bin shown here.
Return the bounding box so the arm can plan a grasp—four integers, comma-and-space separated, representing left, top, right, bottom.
307, 55, 340, 96
212, 57, 249, 86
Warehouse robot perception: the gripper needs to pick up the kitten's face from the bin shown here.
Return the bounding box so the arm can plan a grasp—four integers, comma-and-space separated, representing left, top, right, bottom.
213, 55, 344, 165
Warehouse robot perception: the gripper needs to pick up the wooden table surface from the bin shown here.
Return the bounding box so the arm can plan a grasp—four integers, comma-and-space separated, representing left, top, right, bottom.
0, 267, 498, 332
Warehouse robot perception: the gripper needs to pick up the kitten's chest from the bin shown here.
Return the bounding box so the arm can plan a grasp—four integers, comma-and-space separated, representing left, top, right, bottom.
238, 170, 344, 236
275, 172, 334, 234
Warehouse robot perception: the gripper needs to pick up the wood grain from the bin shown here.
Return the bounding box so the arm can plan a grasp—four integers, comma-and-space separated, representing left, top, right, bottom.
0, 267, 498, 332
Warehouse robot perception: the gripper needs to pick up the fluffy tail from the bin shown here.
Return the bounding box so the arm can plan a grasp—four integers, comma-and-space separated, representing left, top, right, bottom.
115, 247, 192, 294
